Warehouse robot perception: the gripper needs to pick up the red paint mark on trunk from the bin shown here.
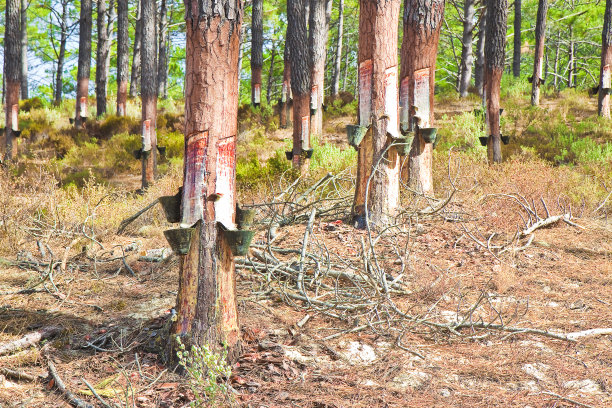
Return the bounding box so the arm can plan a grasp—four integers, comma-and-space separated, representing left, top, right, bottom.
182, 131, 208, 227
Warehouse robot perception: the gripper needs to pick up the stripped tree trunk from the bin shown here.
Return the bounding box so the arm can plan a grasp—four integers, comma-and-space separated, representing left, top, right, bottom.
20, 0, 28, 99
309, 0, 331, 137
141, 0, 157, 188
331, 0, 344, 97
116, 0, 129, 115
130, 0, 142, 98
353, 0, 401, 225
280, 37, 292, 128
157, 0, 169, 99
288, 0, 311, 171
251, 0, 263, 106
599, 0, 612, 118
474, 5, 486, 97
484, 0, 508, 164
96, 0, 110, 117
54, 0, 69, 106
459, 0, 475, 97
170, 0, 243, 364
4, 0, 20, 160
400, 0, 445, 197
75, 0, 93, 129
512, 0, 521, 77
530, 0, 548, 106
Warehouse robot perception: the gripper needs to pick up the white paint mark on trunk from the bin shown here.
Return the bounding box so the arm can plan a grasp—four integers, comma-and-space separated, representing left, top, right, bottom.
413, 68, 430, 128
301, 115, 310, 147
281, 81, 288, 103
80, 97, 88, 117
142, 119, 152, 151
384, 66, 399, 138
311, 85, 318, 110
11, 105, 18, 131
254, 84, 261, 104
359, 59, 373, 127
603, 64, 611, 89
399, 76, 410, 130
181, 131, 208, 228
215, 137, 236, 229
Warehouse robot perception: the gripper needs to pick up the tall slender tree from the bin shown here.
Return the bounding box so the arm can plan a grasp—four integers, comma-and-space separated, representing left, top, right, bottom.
459, 0, 475, 97
331, 0, 344, 97
531, 0, 548, 106
20, 0, 28, 99
53, 0, 70, 106
512, 0, 521, 77
599, 0, 612, 118
116, 0, 129, 115
4, 0, 21, 160
400, 0, 445, 196
353, 0, 401, 225
96, 0, 111, 117
130, 0, 143, 98
287, 0, 311, 171
474, 6, 486, 97
484, 0, 508, 163
157, 0, 169, 99
279, 37, 292, 128
170, 0, 243, 363
251, 0, 263, 106
75, 0, 93, 129
309, 0, 331, 137
141, 0, 157, 188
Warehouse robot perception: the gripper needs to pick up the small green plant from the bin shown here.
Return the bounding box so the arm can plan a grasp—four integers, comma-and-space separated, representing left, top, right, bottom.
175, 336, 233, 408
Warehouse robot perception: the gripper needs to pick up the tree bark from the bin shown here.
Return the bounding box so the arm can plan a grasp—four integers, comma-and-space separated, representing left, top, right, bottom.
288, 0, 311, 171
400, 0, 445, 197
530, 0, 548, 106
54, 0, 69, 106
20, 0, 28, 99
96, 0, 111, 117
266, 47, 277, 105
251, 0, 263, 106
75, 0, 93, 129
459, 0, 475, 97
116, 0, 129, 115
4, 0, 20, 160
512, 0, 521, 77
141, 0, 157, 189
484, 0, 508, 164
170, 0, 243, 365
308, 0, 331, 137
474, 5, 486, 97
331, 0, 344, 97
599, 0, 612, 118
280, 36, 292, 128
353, 0, 401, 225
130, 0, 142, 98
567, 26, 574, 88
158, 0, 169, 99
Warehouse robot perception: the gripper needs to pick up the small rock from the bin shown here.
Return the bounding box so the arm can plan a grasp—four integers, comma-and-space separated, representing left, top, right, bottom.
521, 363, 550, 382
439, 388, 452, 397
343, 341, 377, 365
563, 379, 602, 395
390, 370, 431, 391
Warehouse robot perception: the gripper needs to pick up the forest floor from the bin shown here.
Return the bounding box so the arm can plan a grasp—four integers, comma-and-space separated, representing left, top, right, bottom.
0, 91, 611, 408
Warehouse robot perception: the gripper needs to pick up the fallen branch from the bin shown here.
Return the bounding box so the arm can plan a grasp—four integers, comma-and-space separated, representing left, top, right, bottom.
565, 328, 612, 341
541, 391, 595, 408
117, 198, 159, 234
0, 367, 41, 382
48, 360, 95, 408
519, 213, 570, 237
0, 326, 62, 356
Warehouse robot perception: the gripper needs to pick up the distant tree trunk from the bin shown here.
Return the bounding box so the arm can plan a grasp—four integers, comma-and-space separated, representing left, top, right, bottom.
170, 0, 243, 365
4, 0, 20, 160
251, 0, 263, 106
308, 0, 331, 137
157, 0, 168, 99
484, 0, 508, 164
287, 0, 311, 171
96, 0, 110, 117
459, 0, 475, 97
116, 0, 129, 115
140, 0, 157, 188
567, 26, 575, 88
331, 0, 344, 97
20, 0, 28, 99
353, 0, 401, 225
474, 6, 486, 97
130, 0, 142, 98
266, 47, 277, 105
530, 0, 548, 106
512, 0, 521, 77
54, 0, 69, 105
599, 0, 612, 118
279, 38, 292, 128
342, 42, 350, 91
400, 0, 445, 197
75, 0, 93, 129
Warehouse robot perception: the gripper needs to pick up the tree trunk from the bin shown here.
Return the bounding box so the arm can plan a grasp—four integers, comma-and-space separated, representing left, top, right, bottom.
599, 0, 612, 118
54, 0, 69, 106
400, 0, 445, 197
530, 0, 548, 106
353, 0, 401, 225
459, 0, 475, 97
4, 0, 20, 160
288, 0, 311, 171
75, 0, 93, 129
141, 0, 157, 189
130, 0, 142, 98
266, 47, 276, 105
512, 0, 521, 77
20, 0, 28, 99
251, 0, 263, 106
474, 5, 486, 97
331, 0, 344, 97
170, 0, 243, 365
96, 0, 111, 117
308, 0, 331, 137
280, 37, 292, 129
157, 0, 168, 99
116, 0, 129, 115
567, 26, 575, 88
484, 0, 508, 164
